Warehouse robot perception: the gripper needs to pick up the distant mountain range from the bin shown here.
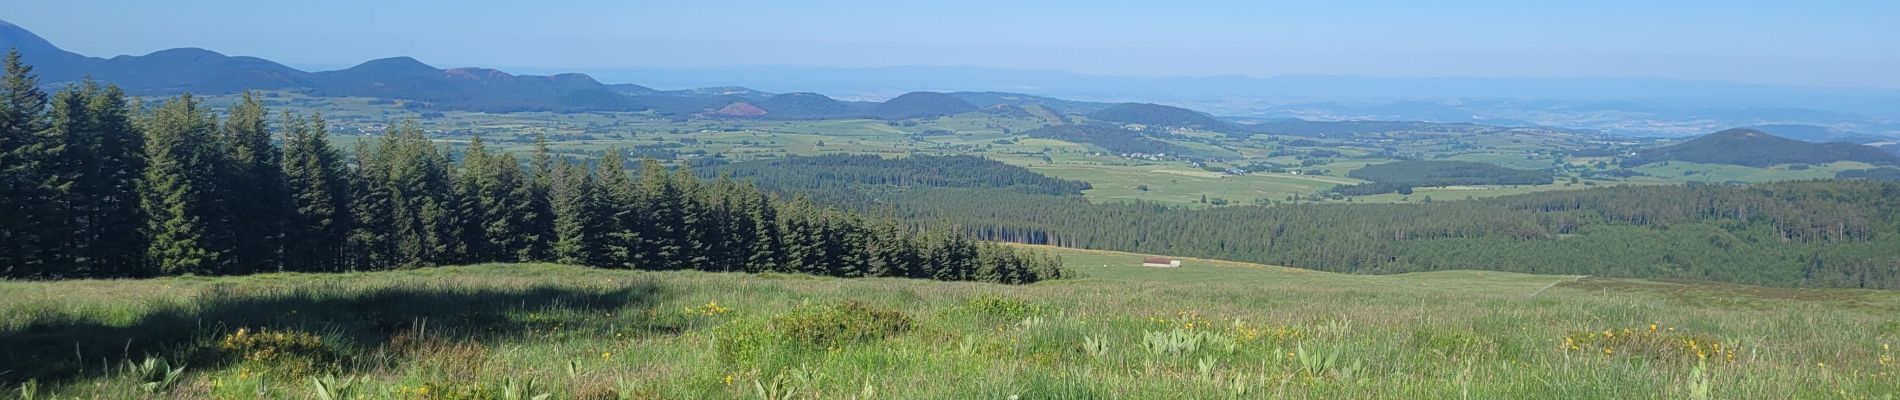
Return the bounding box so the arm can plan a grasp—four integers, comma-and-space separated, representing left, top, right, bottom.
0, 19, 1091, 118
7, 18, 1898, 139
1623, 129, 1900, 168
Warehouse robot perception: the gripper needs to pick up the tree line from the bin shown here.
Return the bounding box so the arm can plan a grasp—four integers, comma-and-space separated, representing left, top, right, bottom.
0, 51, 1063, 283
801, 177, 1900, 289
1332, 160, 1554, 195
698, 153, 1092, 196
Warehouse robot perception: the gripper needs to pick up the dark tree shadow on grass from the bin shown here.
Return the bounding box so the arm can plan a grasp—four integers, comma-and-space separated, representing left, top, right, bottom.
0, 280, 665, 390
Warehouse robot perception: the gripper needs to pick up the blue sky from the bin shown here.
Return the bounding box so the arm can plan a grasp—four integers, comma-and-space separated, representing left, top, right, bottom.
6, 0, 1898, 87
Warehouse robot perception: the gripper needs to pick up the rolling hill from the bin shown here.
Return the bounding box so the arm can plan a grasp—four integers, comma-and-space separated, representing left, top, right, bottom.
949, 91, 1116, 114
1086, 102, 1239, 133
753, 92, 871, 119
1622, 128, 1900, 168
1332, 160, 1555, 195
1245, 119, 1496, 137
1022, 123, 1199, 156
872, 91, 981, 119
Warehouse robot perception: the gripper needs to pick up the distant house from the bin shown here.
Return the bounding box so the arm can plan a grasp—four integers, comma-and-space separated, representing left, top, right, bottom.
1142, 256, 1182, 268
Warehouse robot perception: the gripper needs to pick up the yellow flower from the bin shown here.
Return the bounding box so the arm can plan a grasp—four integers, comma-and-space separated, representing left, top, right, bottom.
417, 386, 430, 395
1603, 347, 1614, 356
724, 374, 735, 386
1649, 323, 1658, 332
603, 351, 613, 359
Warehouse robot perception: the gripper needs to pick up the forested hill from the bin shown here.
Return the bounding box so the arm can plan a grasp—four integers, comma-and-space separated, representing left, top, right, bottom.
1086, 103, 1238, 133
871, 180, 1900, 289
1332, 160, 1554, 195
702, 154, 1092, 196
872, 92, 982, 119
1023, 123, 1202, 156
0, 54, 1063, 283
1623, 128, 1900, 167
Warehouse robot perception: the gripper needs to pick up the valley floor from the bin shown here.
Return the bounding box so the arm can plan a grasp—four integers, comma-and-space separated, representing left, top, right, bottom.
2, 246, 1896, 399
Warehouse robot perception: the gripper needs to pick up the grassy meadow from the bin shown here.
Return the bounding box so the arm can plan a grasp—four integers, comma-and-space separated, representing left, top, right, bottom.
3, 246, 1896, 399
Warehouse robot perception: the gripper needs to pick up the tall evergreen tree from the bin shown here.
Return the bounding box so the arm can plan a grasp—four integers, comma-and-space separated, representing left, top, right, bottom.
593, 149, 639, 267
739, 183, 782, 273
78, 84, 145, 277
378, 121, 459, 267
637, 159, 688, 269
282, 113, 351, 272
0, 49, 53, 278
220, 92, 288, 272
515, 134, 557, 261
140, 94, 231, 275
550, 157, 608, 265
346, 138, 396, 270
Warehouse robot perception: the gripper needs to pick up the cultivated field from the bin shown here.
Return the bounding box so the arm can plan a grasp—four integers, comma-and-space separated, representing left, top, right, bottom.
4, 246, 1895, 399
193, 91, 1885, 208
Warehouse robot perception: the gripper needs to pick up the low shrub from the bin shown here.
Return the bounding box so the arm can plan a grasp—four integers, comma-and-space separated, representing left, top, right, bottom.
218, 327, 342, 379
770, 301, 913, 347
963, 295, 1047, 321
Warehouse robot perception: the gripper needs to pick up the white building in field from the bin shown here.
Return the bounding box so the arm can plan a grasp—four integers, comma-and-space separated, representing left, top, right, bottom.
1142, 256, 1182, 268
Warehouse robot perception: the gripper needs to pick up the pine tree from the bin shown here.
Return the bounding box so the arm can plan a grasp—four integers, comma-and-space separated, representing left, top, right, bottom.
464, 135, 534, 261
347, 139, 396, 270
673, 164, 714, 269
379, 121, 459, 267
457, 135, 494, 261
739, 183, 782, 273
281, 112, 351, 272
220, 92, 288, 272
516, 134, 557, 261
39, 82, 93, 277
0, 49, 53, 278
594, 149, 640, 268
140, 94, 231, 275
554, 157, 611, 265
79, 84, 145, 277
636, 159, 687, 269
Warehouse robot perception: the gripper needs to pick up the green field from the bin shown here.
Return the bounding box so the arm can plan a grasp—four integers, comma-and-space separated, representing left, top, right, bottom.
191, 91, 1881, 209
5, 246, 1895, 398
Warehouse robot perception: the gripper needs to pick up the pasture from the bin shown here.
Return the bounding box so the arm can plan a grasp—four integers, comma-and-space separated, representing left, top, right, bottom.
3, 246, 1895, 398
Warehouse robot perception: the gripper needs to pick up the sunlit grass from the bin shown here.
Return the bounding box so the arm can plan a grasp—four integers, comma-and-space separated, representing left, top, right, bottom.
4, 247, 1895, 398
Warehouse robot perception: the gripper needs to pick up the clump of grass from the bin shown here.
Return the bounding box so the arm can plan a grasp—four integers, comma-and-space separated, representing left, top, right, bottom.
963, 295, 1047, 321
770, 301, 913, 347
218, 327, 343, 379
1562, 323, 1738, 363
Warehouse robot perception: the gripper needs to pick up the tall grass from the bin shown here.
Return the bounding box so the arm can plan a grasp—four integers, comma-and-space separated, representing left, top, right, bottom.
1, 256, 1895, 399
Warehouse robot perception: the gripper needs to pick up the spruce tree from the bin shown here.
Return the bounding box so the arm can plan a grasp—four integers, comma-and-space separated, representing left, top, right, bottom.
594, 149, 640, 268
739, 183, 782, 273
636, 159, 687, 269
516, 134, 557, 261
550, 157, 608, 266
220, 92, 288, 272
40, 82, 92, 277
281, 113, 351, 272
140, 94, 231, 275
347, 139, 396, 270
80, 84, 145, 277
0, 49, 52, 278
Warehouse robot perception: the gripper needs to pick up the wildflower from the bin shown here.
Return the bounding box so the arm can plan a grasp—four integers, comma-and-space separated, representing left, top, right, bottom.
417, 386, 430, 395
1603, 347, 1614, 356
1649, 323, 1658, 332
603, 351, 612, 359
724, 374, 735, 386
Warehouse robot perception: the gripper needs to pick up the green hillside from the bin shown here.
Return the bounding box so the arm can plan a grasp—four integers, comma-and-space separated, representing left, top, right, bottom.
4, 247, 1895, 398
1086, 102, 1237, 132
1624, 128, 1900, 168
1332, 160, 1554, 195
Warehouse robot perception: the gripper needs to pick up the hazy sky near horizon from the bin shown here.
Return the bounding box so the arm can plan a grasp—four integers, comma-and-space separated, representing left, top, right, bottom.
6, 0, 1898, 88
